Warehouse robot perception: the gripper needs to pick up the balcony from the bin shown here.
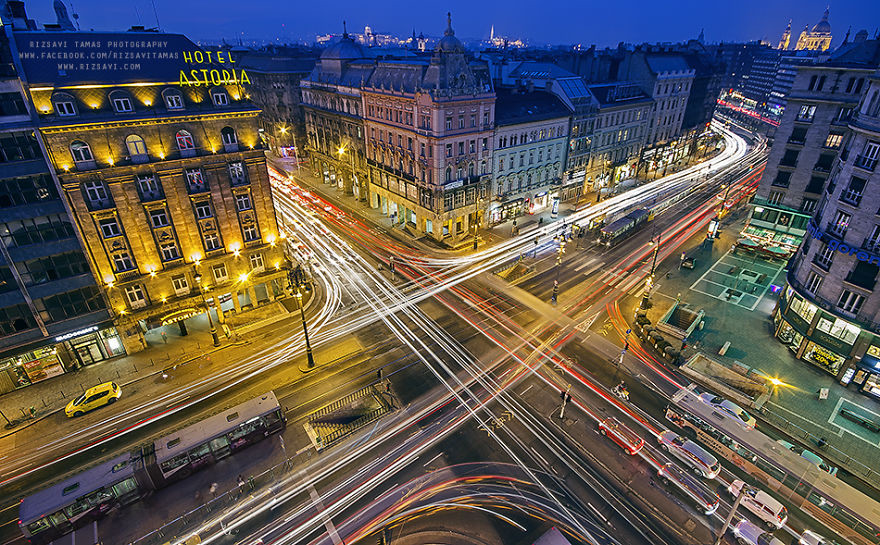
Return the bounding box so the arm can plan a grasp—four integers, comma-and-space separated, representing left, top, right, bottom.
812, 163, 833, 174
855, 155, 878, 172
787, 136, 806, 145
850, 111, 880, 135
840, 189, 863, 207
826, 222, 848, 239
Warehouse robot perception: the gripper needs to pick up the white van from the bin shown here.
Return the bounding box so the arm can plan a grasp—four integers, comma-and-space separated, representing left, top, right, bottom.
728, 479, 788, 529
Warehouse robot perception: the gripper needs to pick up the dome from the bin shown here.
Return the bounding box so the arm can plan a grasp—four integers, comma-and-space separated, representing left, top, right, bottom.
811, 8, 831, 34
321, 28, 365, 61
436, 12, 464, 53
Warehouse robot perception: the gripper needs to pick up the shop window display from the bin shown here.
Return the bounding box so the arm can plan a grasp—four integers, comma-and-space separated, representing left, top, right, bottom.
789, 293, 818, 323
0, 346, 65, 389
776, 321, 803, 352
863, 373, 880, 398
815, 316, 859, 345
803, 341, 845, 374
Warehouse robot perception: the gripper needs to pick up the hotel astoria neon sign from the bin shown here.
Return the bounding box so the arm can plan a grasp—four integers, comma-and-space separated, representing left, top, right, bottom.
178, 50, 251, 87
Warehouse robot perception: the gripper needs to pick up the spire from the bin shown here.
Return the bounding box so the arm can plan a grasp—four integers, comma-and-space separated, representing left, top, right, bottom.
698, 28, 705, 43
445, 12, 454, 37
342, 20, 348, 39
843, 26, 851, 44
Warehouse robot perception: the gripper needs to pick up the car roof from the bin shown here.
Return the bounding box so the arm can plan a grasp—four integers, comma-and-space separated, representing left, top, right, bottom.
85, 382, 114, 395
799, 450, 824, 464
753, 489, 783, 509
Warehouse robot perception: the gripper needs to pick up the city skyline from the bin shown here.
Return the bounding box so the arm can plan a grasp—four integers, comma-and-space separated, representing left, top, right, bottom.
21, 0, 876, 46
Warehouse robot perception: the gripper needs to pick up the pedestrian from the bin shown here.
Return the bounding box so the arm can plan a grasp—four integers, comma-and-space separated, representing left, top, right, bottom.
161, 330, 167, 344
238, 475, 246, 491
817, 437, 827, 449
209, 482, 218, 498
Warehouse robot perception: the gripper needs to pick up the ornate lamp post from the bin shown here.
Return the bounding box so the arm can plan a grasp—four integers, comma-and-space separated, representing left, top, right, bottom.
288, 266, 315, 369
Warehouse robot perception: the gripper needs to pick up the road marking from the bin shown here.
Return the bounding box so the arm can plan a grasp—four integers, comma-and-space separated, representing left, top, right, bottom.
574, 257, 598, 272
307, 481, 342, 545
423, 452, 444, 467
767, 400, 842, 437
530, 447, 550, 466
828, 398, 880, 447
520, 385, 534, 396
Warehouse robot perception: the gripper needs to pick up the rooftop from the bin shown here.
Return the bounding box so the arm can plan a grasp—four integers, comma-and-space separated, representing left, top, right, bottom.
494, 87, 571, 125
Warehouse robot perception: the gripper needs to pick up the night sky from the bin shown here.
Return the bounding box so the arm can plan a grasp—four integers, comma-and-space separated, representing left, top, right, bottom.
22, 0, 879, 47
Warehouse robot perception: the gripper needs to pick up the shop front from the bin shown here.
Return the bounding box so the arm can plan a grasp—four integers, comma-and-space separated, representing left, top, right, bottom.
776, 287, 855, 377
0, 323, 126, 394
848, 345, 880, 399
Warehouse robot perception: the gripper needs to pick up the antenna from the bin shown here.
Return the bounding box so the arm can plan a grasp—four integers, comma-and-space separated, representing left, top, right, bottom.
69, 0, 80, 29
150, 0, 161, 31
134, 3, 143, 25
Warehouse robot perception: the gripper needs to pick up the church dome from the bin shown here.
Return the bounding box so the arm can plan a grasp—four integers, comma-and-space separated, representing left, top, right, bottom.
321, 27, 365, 61
436, 12, 464, 53
811, 8, 831, 34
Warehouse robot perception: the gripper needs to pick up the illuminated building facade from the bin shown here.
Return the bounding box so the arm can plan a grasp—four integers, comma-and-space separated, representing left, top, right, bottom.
301, 30, 373, 201
795, 8, 833, 52
13, 30, 287, 354
777, 66, 880, 397
0, 28, 117, 393
362, 14, 496, 244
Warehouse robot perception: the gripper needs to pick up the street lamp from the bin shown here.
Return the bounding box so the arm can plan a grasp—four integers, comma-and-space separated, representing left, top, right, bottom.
472, 179, 483, 251
192, 266, 220, 347
551, 235, 566, 304
288, 266, 316, 369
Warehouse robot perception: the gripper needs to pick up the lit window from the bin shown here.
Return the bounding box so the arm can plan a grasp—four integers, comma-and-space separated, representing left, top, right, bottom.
249, 253, 264, 272
125, 135, 148, 158
55, 100, 76, 116
185, 169, 206, 192
164, 93, 183, 110
229, 162, 247, 185
172, 275, 190, 296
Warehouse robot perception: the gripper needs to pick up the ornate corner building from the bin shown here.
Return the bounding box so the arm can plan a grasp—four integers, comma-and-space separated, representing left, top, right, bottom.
12, 30, 288, 354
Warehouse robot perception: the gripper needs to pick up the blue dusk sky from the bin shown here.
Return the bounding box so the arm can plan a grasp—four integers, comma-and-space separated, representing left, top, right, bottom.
22, 0, 879, 47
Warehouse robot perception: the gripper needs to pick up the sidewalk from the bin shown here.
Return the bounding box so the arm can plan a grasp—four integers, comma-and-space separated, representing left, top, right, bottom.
0, 299, 296, 435
624, 206, 880, 486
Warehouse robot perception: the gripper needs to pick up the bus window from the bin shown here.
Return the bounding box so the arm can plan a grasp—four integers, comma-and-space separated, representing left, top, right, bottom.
111, 477, 137, 498
210, 436, 231, 459
26, 518, 51, 535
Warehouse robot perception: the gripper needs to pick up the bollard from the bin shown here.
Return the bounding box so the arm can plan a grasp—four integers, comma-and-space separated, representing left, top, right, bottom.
133, 362, 138, 373
116, 369, 121, 379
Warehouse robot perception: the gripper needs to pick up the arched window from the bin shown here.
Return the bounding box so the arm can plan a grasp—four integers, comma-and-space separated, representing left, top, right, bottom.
468, 163, 475, 177
53, 92, 76, 117
162, 88, 184, 110
109, 90, 133, 113
176, 130, 196, 158
445, 167, 452, 182
70, 141, 93, 163
456, 167, 463, 179
221, 127, 238, 151
125, 135, 148, 162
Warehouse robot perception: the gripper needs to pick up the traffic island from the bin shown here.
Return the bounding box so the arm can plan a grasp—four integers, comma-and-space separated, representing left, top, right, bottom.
678, 352, 771, 410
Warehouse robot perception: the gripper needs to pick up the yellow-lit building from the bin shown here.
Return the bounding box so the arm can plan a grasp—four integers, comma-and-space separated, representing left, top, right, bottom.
795, 8, 833, 52
14, 30, 288, 353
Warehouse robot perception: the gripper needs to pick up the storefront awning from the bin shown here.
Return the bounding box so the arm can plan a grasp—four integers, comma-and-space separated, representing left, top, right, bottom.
160, 308, 201, 326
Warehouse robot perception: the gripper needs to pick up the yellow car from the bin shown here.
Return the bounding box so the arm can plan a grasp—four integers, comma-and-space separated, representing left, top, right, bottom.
65, 382, 121, 417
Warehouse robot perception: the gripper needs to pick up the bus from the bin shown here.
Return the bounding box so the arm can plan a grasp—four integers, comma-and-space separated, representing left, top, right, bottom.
598, 209, 652, 247
20, 392, 285, 544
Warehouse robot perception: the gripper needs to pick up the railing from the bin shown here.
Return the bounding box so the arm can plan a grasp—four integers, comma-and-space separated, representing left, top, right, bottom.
787, 136, 806, 145
855, 155, 878, 172
840, 189, 863, 207
813, 163, 833, 173
826, 222, 848, 239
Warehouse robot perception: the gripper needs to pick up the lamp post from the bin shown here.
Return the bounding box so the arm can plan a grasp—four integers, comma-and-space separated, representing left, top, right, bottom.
338, 144, 357, 198
551, 235, 566, 304
473, 179, 482, 251
192, 266, 220, 347
288, 267, 315, 369
641, 230, 660, 309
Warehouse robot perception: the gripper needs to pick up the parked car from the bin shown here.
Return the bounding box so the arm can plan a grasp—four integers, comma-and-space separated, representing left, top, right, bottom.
65, 381, 121, 417
776, 440, 838, 476
733, 519, 784, 545
658, 430, 720, 479
698, 392, 756, 428
598, 417, 645, 455
800, 529, 833, 545
728, 479, 788, 529
657, 463, 719, 515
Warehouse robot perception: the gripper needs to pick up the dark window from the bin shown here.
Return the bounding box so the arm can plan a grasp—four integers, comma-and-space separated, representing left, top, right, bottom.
0, 92, 27, 116
0, 214, 76, 247
32, 285, 106, 324
0, 174, 57, 207
780, 148, 800, 167
771, 171, 792, 187
15, 251, 90, 285
0, 131, 42, 163
788, 127, 808, 144
805, 176, 825, 194
846, 261, 878, 291
0, 303, 36, 335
